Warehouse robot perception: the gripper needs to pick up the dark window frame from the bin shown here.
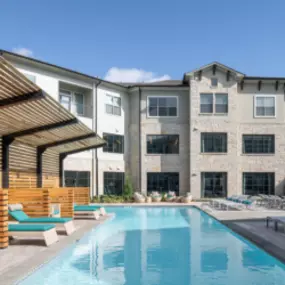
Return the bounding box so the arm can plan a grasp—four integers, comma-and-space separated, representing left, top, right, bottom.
103, 172, 125, 195
201, 133, 227, 153
200, 93, 228, 114
64, 171, 90, 187
243, 172, 275, 195
147, 172, 179, 195
242, 135, 275, 154
103, 133, 124, 154
147, 96, 178, 117
201, 172, 228, 198
147, 134, 179, 154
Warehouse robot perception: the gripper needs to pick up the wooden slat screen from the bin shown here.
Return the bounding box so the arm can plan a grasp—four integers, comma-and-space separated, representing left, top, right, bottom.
42, 149, 59, 188
74, 187, 90, 205
49, 188, 74, 218
0, 189, 8, 249
9, 142, 37, 188
8, 188, 50, 217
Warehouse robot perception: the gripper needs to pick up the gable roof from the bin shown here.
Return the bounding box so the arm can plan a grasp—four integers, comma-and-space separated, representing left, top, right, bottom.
183, 61, 245, 81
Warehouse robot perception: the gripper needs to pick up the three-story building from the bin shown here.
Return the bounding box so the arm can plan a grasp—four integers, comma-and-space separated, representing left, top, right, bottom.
2, 49, 284, 198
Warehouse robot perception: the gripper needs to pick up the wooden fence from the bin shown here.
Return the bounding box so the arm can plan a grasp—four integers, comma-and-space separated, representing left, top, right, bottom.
8, 188, 50, 217
49, 188, 74, 217
0, 189, 8, 249
74, 187, 90, 205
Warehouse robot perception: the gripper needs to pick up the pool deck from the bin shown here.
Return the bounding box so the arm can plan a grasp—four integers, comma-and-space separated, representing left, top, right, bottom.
0, 215, 113, 285
2, 203, 285, 284
199, 203, 285, 264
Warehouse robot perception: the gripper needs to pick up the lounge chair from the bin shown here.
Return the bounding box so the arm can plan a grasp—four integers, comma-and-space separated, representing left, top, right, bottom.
8, 223, 59, 246
266, 216, 285, 231
74, 204, 106, 220
165, 191, 176, 202
8, 204, 75, 235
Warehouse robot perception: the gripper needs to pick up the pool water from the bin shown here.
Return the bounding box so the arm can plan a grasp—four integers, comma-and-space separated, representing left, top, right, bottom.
18, 207, 285, 285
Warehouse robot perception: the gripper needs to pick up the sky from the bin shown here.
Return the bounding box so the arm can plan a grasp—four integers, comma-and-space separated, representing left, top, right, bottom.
1, 0, 285, 82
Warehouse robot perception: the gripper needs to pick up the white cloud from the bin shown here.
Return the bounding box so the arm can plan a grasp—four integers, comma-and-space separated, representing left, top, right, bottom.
104, 67, 171, 83
12, 47, 34, 57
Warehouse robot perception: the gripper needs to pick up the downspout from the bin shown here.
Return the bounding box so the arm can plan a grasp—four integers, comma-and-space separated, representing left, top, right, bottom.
92, 80, 102, 197
138, 88, 142, 192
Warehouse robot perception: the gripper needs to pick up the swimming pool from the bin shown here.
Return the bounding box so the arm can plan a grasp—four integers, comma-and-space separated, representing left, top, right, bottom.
18, 206, 285, 285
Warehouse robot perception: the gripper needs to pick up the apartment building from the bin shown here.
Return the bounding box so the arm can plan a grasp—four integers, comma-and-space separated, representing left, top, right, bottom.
2, 49, 285, 198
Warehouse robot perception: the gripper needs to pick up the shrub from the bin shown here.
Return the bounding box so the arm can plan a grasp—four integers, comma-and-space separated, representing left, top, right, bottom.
123, 174, 134, 202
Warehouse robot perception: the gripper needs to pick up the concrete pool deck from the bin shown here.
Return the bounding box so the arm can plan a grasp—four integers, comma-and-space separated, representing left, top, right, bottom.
0, 215, 114, 285
2, 203, 285, 284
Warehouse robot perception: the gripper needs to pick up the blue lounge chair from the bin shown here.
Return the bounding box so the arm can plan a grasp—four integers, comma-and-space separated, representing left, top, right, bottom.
8, 204, 75, 235
8, 223, 58, 246
74, 203, 106, 220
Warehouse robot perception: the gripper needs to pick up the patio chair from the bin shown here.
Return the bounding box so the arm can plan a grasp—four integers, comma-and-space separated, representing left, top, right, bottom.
73, 204, 106, 220
266, 216, 285, 232
165, 191, 176, 202
8, 204, 75, 235
8, 223, 59, 246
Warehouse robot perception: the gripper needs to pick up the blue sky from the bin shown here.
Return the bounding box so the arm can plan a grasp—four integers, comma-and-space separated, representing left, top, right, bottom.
1, 0, 285, 82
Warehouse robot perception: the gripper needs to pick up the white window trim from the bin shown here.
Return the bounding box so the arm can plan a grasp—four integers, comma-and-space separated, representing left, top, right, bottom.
147, 95, 179, 118
105, 93, 122, 116
254, 95, 276, 118
199, 93, 228, 115
59, 88, 85, 116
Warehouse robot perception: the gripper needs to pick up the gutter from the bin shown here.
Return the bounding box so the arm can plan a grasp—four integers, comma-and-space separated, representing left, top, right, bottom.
93, 80, 102, 197
138, 87, 142, 193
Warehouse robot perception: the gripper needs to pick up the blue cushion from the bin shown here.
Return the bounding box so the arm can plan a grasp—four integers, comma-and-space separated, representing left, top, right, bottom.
9, 224, 55, 232
21, 217, 72, 223
74, 205, 99, 212
9, 210, 29, 222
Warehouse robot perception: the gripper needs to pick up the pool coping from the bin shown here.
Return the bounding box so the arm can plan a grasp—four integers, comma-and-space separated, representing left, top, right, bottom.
1, 215, 114, 285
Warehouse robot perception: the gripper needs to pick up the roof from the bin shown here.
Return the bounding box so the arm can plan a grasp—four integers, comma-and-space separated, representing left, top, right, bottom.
0, 49, 126, 90
183, 61, 245, 81
123, 80, 187, 88
0, 56, 105, 155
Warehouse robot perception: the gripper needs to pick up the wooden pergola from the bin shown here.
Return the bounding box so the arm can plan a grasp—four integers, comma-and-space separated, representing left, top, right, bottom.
0, 56, 105, 188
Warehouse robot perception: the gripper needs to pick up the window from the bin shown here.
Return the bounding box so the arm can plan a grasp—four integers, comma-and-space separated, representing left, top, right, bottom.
200, 93, 228, 114
59, 90, 72, 111
201, 133, 227, 153
104, 172, 124, 195
255, 96, 276, 117
23, 73, 36, 83
243, 135, 274, 154
147, 135, 179, 154
64, 171, 90, 187
201, 172, 227, 198
147, 172, 179, 194
105, 94, 121, 116
148, 96, 178, 117
243, 173, 274, 195
211, 78, 218, 87
103, 133, 124, 154
59, 89, 84, 115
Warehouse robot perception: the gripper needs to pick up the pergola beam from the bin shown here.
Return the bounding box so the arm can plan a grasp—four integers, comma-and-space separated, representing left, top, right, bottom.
0, 90, 44, 108
1, 137, 14, 188
60, 143, 106, 157
4, 118, 78, 139
38, 133, 97, 150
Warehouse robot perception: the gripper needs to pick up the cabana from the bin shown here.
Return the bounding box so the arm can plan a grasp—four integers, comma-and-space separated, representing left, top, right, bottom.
0, 57, 105, 248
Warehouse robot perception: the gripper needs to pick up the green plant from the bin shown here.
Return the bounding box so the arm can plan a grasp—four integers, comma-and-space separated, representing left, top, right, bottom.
99, 195, 125, 203
123, 175, 134, 202
91, 196, 100, 203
